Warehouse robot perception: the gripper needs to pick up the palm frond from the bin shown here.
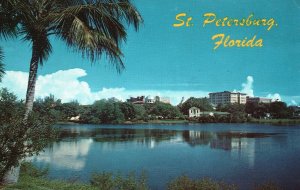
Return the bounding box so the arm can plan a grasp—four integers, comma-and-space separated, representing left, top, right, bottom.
45, 0, 142, 71
95, 0, 143, 30
0, 0, 142, 70
0, 0, 19, 39
59, 15, 124, 71
47, 4, 126, 44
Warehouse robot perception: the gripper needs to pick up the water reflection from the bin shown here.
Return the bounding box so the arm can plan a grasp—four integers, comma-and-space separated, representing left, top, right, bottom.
33, 127, 285, 170
59, 128, 180, 148
34, 139, 93, 170
29, 125, 300, 189
182, 130, 285, 168
57, 127, 284, 151
28, 125, 300, 189
183, 130, 282, 149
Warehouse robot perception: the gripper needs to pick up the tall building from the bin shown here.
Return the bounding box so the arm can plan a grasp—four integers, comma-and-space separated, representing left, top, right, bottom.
127, 95, 171, 104
209, 91, 247, 105
246, 97, 272, 104
156, 96, 171, 104
127, 96, 145, 104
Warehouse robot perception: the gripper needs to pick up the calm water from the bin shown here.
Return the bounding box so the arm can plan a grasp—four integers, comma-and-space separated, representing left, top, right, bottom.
31, 123, 300, 190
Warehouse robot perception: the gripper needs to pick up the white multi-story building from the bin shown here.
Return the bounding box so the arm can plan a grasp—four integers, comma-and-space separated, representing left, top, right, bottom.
209, 91, 247, 105
155, 96, 171, 104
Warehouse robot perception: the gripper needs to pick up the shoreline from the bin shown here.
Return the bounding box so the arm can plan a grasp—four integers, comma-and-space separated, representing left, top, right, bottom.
56, 119, 300, 126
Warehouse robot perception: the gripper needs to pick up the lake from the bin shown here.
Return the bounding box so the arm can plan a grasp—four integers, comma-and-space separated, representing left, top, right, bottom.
31, 123, 300, 189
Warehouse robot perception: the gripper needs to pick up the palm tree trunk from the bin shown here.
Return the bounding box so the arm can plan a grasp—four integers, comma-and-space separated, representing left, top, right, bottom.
24, 42, 39, 121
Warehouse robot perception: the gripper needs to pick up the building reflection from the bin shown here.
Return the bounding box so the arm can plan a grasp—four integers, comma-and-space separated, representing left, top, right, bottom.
57, 127, 282, 152
181, 130, 285, 168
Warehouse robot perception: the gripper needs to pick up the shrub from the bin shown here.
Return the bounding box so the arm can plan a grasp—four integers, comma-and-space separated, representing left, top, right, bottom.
0, 113, 56, 182
90, 171, 148, 190
0, 88, 56, 182
19, 162, 48, 178
254, 182, 281, 190
167, 175, 237, 190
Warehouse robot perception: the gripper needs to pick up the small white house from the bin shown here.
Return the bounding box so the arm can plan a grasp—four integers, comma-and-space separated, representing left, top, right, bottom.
70, 115, 80, 121
189, 107, 201, 118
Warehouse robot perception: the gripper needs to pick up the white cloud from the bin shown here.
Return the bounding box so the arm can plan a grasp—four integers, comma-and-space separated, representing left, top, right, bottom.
241, 76, 254, 97
291, 100, 298, 105
0, 68, 209, 105
240, 76, 286, 103
267, 93, 282, 102
1, 71, 29, 99
32, 139, 93, 170
1, 69, 297, 105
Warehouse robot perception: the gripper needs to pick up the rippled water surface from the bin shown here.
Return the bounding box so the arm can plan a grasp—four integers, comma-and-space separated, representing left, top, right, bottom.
32, 123, 300, 189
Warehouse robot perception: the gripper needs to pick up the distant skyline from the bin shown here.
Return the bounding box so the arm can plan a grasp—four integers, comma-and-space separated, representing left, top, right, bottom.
0, 0, 299, 105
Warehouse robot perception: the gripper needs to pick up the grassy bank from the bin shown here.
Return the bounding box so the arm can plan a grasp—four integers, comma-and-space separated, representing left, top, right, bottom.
130, 119, 189, 124
3, 163, 97, 190
3, 163, 283, 190
4, 163, 149, 190
4, 163, 148, 190
142, 118, 300, 125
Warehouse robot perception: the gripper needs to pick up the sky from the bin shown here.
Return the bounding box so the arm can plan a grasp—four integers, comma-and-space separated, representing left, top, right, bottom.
0, 0, 299, 105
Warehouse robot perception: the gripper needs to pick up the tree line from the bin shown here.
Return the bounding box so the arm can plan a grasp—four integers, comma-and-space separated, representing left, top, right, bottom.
22, 92, 299, 124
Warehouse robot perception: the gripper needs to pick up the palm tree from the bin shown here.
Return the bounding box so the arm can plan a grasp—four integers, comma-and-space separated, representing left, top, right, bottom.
0, 47, 4, 82
0, 0, 142, 120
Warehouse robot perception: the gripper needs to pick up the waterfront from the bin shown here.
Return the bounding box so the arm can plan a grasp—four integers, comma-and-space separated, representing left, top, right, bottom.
31, 123, 300, 190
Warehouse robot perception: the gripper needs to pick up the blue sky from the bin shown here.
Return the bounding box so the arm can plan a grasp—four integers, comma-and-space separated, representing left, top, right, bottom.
1, 0, 299, 105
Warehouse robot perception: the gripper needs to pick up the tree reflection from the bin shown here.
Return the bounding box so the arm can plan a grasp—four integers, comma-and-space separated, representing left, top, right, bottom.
182, 130, 283, 151
58, 128, 178, 148
57, 126, 284, 151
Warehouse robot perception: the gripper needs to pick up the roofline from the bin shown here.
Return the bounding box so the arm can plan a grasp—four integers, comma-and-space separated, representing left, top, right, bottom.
209, 91, 247, 95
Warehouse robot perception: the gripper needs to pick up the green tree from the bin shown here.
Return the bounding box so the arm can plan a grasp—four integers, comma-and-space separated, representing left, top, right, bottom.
0, 0, 142, 120
180, 97, 213, 115
79, 105, 96, 123
0, 88, 23, 124
91, 99, 107, 123
86, 99, 125, 124
33, 95, 63, 122
133, 104, 148, 121
270, 101, 291, 118
60, 101, 81, 120
218, 103, 246, 123
119, 102, 136, 120
100, 101, 124, 124
145, 102, 183, 119
245, 102, 270, 119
